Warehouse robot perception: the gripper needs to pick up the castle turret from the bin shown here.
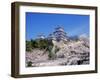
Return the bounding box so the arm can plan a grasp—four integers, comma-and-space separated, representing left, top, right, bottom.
53, 26, 68, 42
37, 33, 45, 39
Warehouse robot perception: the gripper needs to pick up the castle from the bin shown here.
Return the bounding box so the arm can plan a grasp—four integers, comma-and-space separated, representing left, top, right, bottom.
37, 26, 68, 42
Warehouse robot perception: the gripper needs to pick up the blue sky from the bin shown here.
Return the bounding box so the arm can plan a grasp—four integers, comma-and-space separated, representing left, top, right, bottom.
26, 12, 90, 40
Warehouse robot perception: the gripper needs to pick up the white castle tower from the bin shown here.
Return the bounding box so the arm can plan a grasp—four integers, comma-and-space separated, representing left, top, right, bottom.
53, 26, 68, 42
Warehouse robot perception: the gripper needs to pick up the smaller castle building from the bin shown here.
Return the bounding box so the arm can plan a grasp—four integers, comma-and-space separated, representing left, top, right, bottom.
37, 33, 45, 39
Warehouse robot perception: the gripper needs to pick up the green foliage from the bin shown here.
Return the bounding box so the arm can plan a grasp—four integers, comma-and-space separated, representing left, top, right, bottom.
48, 51, 56, 60
48, 45, 53, 59
26, 39, 53, 51
47, 45, 57, 60
27, 61, 32, 67
55, 46, 60, 53
37, 39, 48, 49
48, 52, 53, 59
26, 41, 32, 52
31, 39, 39, 48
